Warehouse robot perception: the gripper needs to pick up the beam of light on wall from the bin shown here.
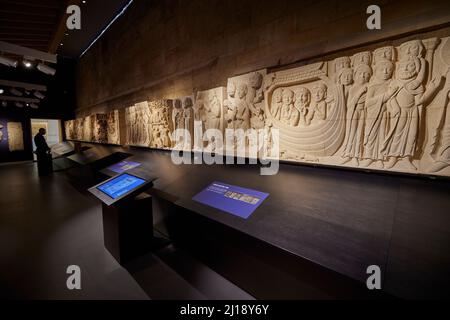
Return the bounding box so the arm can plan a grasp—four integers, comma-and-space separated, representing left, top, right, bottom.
80, 0, 134, 58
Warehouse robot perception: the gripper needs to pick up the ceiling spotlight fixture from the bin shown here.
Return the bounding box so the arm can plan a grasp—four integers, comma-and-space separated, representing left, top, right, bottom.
10, 88, 23, 96
34, 91, 45, 99
37, 63, 56, 76
30, 103, 39, 109
15, 102, 24, 108
0, 88, 4, 94
1, 101, 7, 107
23, 59, 33, 68
0, 55, 18, 68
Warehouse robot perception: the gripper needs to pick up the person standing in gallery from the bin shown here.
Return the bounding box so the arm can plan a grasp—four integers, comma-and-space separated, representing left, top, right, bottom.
34, 128, 53, 176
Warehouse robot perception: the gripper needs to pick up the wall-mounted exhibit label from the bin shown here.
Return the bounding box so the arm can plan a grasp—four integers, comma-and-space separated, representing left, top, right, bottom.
108, 160, 142, 174
192, 182, 269, 219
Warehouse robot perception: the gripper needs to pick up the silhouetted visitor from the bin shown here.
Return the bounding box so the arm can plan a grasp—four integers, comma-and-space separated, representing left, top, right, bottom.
34, 128, 52, 176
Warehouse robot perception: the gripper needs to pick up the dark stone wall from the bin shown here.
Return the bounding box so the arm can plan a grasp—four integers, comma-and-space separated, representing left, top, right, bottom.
75, 0, 450, 115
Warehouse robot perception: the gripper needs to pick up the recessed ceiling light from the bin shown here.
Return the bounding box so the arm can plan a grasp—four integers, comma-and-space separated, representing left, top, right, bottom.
23, 60, 32, 68
1, 101, 7, 107
82, 1, 87, 4
0, 89, 4, 94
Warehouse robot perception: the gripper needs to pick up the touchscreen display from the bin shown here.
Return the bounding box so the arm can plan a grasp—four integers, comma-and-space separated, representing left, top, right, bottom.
96, 174, 146, 199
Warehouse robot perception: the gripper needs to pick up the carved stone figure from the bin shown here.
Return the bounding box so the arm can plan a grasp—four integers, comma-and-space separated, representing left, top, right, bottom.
352, 51, 372, 67
361, 59, 395, 168
342, 64, 373, 165
93, 114, 108, 143
106, 110, 120, 145
307, 83, 328, 124
382, 55, 445, 170
280, 89, 297, 126
428, 77, 450, 172
271, 89, 283, 120
193, 92, 207, 150
148, 100, 173, 149
0, 124, 3, 141
227, 70, 267, 132
294, 87, 311, 126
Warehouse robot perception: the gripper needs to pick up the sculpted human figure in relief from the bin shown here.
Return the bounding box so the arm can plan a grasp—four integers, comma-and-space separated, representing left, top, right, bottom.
307, 83, 328, 124
342, 64, 372, 166
234, 84, 251, 130
428, 74, 450, 172
382, 48, 446, 170
271, 89, 283, 120
294, 87, 311, 126
280, 89, 297, 126
224, 82, 237, 130
361, 58, 396, 168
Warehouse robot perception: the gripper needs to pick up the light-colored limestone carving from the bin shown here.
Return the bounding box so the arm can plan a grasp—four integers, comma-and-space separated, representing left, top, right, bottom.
197, 87, 226, 151
341, 64, 373, 166
172, 96, 194, 150
93, 114, 108, 143
67, 36, 450, 177
106, 110, 120, 145
75, 118, 84, 141
148, 100, 173, 149
7, 122, 24, 152
82, 116, 95, 142
263, 36, 450, 176
0, 124, 3, 141
265, 61, 346, 159
125, 101, 152, 147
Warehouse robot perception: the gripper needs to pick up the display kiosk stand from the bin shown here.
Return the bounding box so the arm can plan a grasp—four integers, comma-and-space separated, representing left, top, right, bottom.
102, 193, 153, 264
89, 173, 156, 265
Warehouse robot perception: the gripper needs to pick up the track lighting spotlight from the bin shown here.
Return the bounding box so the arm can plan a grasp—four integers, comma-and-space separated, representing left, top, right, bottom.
0, 55, 18, 68
34, 91, 45, 99
0, 88, 4, 94
23, 59, 33, 68
10, 88, 23, 96
37, 63, 56, 76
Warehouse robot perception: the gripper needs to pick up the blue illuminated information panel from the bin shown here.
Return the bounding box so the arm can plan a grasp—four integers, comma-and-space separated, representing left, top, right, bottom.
108, 161, 142, 174
192, 181, 269, 219
97, 173, 146, 199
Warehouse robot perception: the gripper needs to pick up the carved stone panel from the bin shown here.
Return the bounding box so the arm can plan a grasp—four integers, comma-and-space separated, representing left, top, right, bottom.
7, 122, 24, 152
93, 114, 108, 143
194, 87, 226, 151
106, 110, 120, 145
264, 36, 450, 176
172, 96, 195, 150
125, 99, 173, 149
125, 101, 152, 147
148, 100, 174, 149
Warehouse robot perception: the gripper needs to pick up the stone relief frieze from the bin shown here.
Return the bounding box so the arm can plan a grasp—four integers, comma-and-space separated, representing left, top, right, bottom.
67, 35, 450, 177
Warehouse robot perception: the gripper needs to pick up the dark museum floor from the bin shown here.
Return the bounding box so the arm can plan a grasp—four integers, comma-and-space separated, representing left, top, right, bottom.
0, 162, 252, 300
